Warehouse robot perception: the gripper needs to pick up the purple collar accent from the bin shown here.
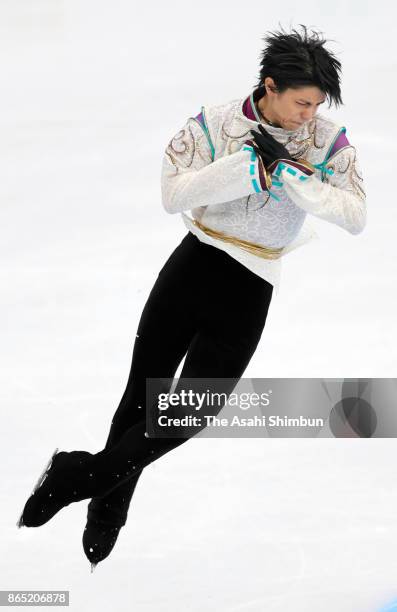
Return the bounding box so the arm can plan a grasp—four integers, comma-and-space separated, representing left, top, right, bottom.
242, 94, 257, 120
242, 86, 266, 121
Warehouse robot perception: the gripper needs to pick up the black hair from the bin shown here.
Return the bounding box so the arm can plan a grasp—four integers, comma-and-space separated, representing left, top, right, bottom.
254, 24, 343, 109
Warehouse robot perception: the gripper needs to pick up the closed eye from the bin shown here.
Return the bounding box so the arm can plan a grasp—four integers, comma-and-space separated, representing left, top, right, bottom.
297, 101, 324, 106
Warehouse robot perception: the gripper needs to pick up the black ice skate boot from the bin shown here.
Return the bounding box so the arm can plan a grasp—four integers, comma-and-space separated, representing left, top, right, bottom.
16, 449, 112, 528
82, 473, 141, 572
83, 518, 123, 573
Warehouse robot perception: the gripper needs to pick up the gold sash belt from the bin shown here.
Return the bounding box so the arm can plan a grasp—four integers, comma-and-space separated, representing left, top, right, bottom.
191, 219, 284, 260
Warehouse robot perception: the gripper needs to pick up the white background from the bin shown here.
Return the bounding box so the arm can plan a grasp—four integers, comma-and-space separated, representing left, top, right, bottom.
2, 1, 397, 610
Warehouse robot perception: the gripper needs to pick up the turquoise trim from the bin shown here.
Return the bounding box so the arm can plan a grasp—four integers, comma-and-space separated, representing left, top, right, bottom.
271, 159, 333, 185
313, 161, 334, 176
252, 179, 261, 193
275, 162, 285, 177
242, 145, 280, 200
191, 116, 214, 161
319, 126, 346, 182
324, 126, 346, 163
250, 92, 263, 122
193, 106, 215, 162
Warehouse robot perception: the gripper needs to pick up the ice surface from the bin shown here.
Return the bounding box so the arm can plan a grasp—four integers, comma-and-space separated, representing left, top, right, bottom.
2, 1, 397, 611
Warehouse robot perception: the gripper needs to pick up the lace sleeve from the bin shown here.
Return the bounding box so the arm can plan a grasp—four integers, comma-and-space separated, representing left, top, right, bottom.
278, 144, 367, 235
161, 116, 269, 214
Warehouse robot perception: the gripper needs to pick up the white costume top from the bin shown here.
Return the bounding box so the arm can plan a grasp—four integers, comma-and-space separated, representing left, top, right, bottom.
161, 87, 366, 294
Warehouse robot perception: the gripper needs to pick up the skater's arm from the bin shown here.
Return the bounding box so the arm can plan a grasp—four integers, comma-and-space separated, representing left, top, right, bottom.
161, 117, 271, 214
278, 142, 366, 235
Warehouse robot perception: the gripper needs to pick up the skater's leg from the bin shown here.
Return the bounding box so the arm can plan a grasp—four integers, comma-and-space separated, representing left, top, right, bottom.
19, 238, 274, 531
87, 279, 198, 522
85, 249, 274, 488
87, 232, 203, 527
83, 232, 209, 566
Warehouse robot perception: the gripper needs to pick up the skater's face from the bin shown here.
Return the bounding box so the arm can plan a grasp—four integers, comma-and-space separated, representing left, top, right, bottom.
258, 77, 326, 130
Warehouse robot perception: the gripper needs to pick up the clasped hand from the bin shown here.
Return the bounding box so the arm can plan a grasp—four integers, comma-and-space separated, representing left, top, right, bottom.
250, 124, 295, 168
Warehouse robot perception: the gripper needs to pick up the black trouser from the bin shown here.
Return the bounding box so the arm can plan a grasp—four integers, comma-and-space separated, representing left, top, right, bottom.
87, 231, 273, 525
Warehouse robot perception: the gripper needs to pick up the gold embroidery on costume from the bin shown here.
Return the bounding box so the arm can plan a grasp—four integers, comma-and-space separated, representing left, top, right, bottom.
165, 125, 195, 172
220, 123, 252, 155
324, 146, 366, 201
162, 97, 366, 269
165, 121, 211, 173
285, 118, 326, 159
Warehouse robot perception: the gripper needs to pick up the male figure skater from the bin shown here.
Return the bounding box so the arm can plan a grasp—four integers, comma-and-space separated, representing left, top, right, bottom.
18, 24, 366, 571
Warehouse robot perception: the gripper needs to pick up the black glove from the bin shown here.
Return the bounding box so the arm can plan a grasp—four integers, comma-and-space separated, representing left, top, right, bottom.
250, 124, 294, 168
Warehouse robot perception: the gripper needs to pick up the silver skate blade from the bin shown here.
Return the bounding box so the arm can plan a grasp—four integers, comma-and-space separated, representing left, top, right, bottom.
90, 562, 97, 573
16, 447, 59, 528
